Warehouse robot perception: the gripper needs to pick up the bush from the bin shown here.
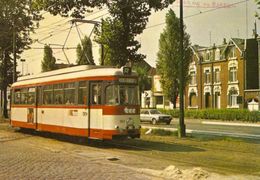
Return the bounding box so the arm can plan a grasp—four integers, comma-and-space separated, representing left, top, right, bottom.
159, 109, 259, 122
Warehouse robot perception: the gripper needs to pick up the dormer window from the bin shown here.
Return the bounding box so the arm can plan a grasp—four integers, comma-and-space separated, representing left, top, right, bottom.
215, 48, 220, 60
230, 46, 236, 58
205, 50, 210, 61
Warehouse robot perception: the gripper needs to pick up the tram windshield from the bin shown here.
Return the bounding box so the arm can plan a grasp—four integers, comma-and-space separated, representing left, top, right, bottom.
105, 85, 139, 105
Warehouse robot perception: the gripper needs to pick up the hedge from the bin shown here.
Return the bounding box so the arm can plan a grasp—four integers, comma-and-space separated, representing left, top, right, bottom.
159, 109, 260, 122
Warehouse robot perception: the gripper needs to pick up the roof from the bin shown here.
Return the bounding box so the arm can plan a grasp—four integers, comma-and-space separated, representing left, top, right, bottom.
191, 38, 247, 61
231, 38, 245, 52
133, 59, 156, 76
13, 65, 137, 88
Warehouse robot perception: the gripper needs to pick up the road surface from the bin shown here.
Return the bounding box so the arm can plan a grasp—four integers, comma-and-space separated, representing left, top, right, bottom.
141, 119, 260, 139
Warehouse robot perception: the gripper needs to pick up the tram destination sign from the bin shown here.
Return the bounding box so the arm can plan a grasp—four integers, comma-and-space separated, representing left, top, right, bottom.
118, 78, 137, 84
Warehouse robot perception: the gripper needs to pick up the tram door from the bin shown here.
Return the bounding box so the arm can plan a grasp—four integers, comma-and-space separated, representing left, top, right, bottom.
88, 82, 103, 138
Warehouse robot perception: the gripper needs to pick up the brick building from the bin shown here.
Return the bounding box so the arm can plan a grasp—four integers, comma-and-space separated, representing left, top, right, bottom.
185, 38, 259, 110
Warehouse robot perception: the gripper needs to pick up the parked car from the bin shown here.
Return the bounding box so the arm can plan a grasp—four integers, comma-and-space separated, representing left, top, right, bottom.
140, 109, 172, 125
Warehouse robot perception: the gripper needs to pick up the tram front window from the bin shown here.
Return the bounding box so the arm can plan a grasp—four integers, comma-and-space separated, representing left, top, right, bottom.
105, 85, 139, 105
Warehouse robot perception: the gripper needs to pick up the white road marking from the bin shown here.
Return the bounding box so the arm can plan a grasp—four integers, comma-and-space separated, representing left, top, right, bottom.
202, 121, 260, 127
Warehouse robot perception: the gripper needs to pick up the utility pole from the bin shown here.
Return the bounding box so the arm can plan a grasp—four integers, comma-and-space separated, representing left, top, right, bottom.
13, 25, 17, 83
101, 18, 104, 66
178, 0, 186, 137
2, 50, 8, 118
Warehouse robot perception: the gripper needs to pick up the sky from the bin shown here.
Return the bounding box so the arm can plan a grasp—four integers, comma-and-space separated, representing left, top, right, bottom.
19, 0, 259, 75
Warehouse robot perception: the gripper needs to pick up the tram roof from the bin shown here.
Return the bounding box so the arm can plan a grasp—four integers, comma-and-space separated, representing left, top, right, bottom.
12, 65, 136, 88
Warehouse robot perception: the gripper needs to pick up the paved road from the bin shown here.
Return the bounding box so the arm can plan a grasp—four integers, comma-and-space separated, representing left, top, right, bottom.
0, 129, 152, 180
1, 122, 260, 180
142, 119, 260, 139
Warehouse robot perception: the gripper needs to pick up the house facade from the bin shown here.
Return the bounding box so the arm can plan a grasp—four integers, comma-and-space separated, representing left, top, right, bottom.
185, 38, 259, 110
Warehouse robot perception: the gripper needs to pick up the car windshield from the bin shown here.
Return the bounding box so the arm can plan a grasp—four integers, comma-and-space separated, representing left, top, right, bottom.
105, 84, 139, 105
150, 109, 161, 114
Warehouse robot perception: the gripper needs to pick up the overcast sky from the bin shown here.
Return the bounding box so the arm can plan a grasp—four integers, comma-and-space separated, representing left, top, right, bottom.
19, 0, 258, 75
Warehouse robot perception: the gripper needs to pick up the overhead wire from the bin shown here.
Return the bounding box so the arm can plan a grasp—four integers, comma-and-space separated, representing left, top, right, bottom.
24, 1, 247, 65
23, 8, 109, 65
145, 0, 249, 30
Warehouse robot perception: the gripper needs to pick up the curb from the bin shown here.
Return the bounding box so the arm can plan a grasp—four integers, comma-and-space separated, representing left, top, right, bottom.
141, 125, 260, 140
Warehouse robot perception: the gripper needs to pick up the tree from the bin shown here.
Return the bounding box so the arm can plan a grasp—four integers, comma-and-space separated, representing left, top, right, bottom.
134, 66, 150, 94
94, 18, 125, 66
156, 9, 192, 108
76, 36, 95, 65
0, 0, 41, 118
256, 0, 260, 19
0, 51, 14, 118
35, 0, 174, 67
41, 45, 56, 72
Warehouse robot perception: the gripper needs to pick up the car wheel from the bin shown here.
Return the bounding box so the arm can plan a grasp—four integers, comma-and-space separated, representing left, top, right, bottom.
151, 118, 157, 125
166, 121, 171, 125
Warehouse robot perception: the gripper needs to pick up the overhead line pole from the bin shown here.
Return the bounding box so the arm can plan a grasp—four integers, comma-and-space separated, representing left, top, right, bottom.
13, 25, 17, 83
178, 0, 186, 137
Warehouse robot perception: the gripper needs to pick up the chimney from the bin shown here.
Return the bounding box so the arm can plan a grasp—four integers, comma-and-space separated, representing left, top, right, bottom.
223, 38, 227, 45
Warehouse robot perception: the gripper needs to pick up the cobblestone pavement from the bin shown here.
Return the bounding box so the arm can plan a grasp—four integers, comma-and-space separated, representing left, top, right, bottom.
0, 127, 153, 180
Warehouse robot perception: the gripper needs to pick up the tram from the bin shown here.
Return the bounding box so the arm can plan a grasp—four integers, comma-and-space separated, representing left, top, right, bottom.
10, 65, 141, 140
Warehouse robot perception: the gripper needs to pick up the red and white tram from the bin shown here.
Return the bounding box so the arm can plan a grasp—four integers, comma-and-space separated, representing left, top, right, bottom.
10, 65, 141, 140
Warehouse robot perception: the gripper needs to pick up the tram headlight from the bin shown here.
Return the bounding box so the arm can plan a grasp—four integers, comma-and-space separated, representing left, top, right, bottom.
115, 125, 119, 129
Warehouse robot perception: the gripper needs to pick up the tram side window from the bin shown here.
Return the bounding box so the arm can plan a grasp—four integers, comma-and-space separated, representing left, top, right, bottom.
53, 84, 64, 104
91, 84, 102, 105
43, 85, 53, 104
64, 82, 75, 105
27, 88, 35, 104
14, 89, 21, 104
20, 88, 28, 104
105, 85, 119, 105
78, 81, 87, 105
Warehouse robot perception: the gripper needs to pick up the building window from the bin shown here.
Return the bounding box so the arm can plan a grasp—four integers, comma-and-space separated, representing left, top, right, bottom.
189, 92, 197, 107
156, 96, 163, 105
205, 69, 211, 84
190, 71, 196, 85
214, 68, 220, 83
229, 67, 237, 82
215, 48, 220, 60
230, 46, 236, 58
205, 92, 211, 108
228, 89, 238, 107
214, 92, 221, 109
205, 50, 210, 61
